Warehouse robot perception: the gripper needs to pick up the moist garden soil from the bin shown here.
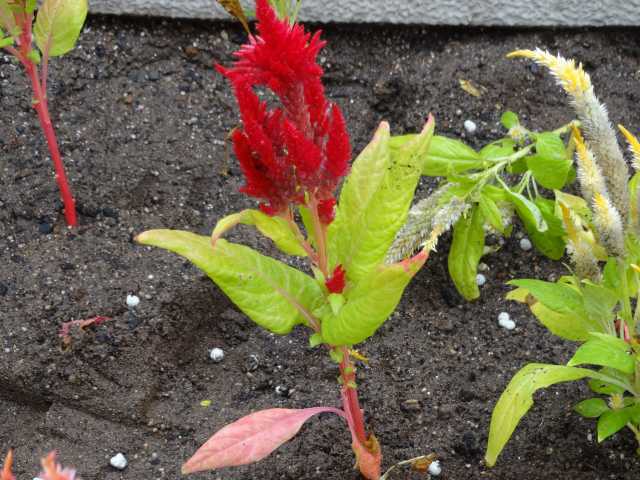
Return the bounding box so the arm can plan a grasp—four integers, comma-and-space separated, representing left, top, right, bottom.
1, 15, 640, 480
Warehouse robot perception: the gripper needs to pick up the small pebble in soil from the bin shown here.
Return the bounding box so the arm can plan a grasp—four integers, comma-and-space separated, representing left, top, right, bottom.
150, 452, 160, 465
275, 385, 289, 397
126, 294, 140, 308
110, 453, 128, 470
428, 460, 442, 476
209, 347, 225, 363
476, 273, 486, 286
38, 221, 53, 234
519, 237, 533, 251
478, 262, 489, 272
498, 312, 516, 330
464, 119, 477, 134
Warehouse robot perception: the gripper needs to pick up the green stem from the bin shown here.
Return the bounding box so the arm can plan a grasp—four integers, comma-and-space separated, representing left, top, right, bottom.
620, 258, 633, 333
308, 195, 329, 277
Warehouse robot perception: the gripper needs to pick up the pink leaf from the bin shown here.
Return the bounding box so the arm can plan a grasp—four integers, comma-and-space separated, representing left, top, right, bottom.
182, 407, 345, 474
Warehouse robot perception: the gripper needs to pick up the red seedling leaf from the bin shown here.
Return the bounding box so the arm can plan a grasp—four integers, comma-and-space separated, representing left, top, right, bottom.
1, 450, 15, 480
39, 452, 76, 480
352, 435, 382, 480
59, 316, 111, 347
182, 407, 344, 474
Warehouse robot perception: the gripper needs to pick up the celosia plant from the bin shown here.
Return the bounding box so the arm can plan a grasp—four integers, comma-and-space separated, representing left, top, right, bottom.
388, 111, 578, 301
486, 49, 640, 465
2, 450, 77, 480
0, 0, 87, 226
137, 1, 433, 478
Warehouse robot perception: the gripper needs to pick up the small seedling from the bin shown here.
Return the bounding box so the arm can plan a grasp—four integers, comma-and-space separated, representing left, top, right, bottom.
0, 0, 88, 226
2, 450, 77, 480
486, 49, 640, 466
137, 1, 432, 478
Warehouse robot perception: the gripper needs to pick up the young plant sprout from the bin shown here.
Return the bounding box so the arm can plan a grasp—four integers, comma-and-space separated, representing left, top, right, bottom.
2, 450, 77, 480
486, 49, 640, 466
137, 1, 433, 478
0, 0, 88, 226
387, 107, 578, 300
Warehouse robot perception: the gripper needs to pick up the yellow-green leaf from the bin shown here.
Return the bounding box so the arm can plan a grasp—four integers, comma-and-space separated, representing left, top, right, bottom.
448, 206, 485, 300
137, 230, 323, 335
34, 0, 88, 57
211, 209, 307, 257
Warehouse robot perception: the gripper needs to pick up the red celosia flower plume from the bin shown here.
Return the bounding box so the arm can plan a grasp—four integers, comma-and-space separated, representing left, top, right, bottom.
217, 0, 351, 220
325, 265, 346, 294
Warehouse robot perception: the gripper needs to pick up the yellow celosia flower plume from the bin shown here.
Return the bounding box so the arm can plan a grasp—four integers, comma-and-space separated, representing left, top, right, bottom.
618, 124, 640, 172
507, 49, 591, 96
571, 125, 607, 203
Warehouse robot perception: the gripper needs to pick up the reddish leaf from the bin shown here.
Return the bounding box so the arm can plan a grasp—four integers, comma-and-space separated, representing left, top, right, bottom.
182, 407, 344, 474
1, 450, 15, 480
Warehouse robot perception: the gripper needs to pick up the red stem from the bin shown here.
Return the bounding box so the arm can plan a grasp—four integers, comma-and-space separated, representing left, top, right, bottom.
23, 53, 77, 226
339, 347, 368, 444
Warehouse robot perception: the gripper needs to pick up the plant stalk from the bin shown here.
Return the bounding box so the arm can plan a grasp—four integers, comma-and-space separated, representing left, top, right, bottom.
339, 347, 368, 445
23, 59, 77, 226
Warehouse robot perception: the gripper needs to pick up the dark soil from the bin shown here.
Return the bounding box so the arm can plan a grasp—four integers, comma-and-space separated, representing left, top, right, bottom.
1, 15, 640, 480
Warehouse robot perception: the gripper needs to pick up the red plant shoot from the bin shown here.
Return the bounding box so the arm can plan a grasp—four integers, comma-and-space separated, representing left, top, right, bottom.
2, 450, 76, 480
2, 2, 83, 226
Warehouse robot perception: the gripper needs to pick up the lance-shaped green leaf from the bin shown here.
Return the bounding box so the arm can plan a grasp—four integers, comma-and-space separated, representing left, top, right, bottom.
211, 209, 307, 257
423, 135, 486, 176
506, 287, 592, 341
523, 197, 565, 260
568, 333, 635, 374
507, 189, 548, 233
34, 0, 88, 58
575, 398, 609, 418
330, 118, 434, 282
448, 206, 485, 300
480, 139, 516, 161
598, 407, 638, 442
321, 250, 427, 346
486, 363, 602, 467
136, 230, 324, 335
509, 279, 583, 315
527, 132, 572, 190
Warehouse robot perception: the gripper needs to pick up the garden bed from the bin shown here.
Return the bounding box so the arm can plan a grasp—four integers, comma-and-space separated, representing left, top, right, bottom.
1, 15, 640, 479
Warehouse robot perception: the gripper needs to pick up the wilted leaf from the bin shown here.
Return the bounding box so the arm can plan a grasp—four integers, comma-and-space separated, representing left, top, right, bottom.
216, 0, 251, 34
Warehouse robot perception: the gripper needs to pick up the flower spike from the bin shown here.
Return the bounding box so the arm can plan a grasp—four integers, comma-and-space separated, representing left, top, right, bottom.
619, 124, 640, 172
217, 0, 351, 217
510, 48, 630, 221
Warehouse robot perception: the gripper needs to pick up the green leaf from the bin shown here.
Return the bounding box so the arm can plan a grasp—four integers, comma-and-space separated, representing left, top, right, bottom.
568, 333, 634, 374
136, 230, 324, 335
34, 0, 88, 57
527, 132, 572, 189
486, 363, 597, 467
480, 139, 516, 161
501, 111, 519, 130
524, 197, 565, 260
422, 135, 486, 176
507, 287, 591, 341
581, 283, 618, 326
0, 1, 16, 35
588, 368, 626, 395
506, 189, 548, 233
479, 193, 505, 234
509, 279, 583, 315
330, 119, 434, 281
26, 0, 37, 13
448, 206, 485, 300
598, 408, 633, 442
0, 35, 12, 48
309, 332, 323, 348
321, 252, 427, 346
575, 398, 609, 418
211, 209, 307, 257
27, 47, 40, 64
